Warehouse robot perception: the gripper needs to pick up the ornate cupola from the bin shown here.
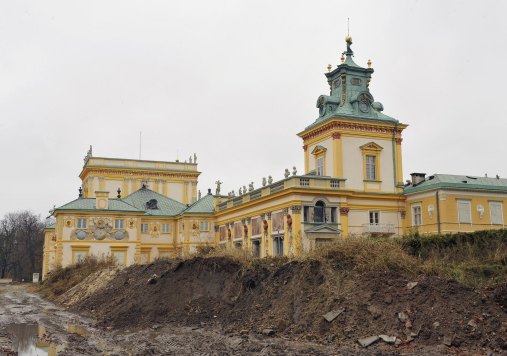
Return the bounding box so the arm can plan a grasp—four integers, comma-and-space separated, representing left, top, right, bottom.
311, 36, 395, 127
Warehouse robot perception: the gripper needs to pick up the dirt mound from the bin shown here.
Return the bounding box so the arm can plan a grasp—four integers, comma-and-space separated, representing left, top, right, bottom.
61, 257, 507, 352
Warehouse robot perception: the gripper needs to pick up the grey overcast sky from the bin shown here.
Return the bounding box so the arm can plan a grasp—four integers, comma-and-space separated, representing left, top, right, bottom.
1, 0, 506, 219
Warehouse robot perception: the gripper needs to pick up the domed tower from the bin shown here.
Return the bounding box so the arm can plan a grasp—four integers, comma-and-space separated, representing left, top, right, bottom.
297, 36, 407, 194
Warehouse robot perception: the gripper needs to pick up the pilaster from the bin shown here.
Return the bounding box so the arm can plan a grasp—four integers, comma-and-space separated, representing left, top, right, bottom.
339, 206, 350, 237
266, 212, 272, 256
332, 132, 343, 178
290, 205, 302, 256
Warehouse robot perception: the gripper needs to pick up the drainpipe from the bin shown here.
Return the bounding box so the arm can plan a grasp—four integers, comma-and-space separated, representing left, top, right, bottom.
392, 121, 399, 191
436, 190, 441, 234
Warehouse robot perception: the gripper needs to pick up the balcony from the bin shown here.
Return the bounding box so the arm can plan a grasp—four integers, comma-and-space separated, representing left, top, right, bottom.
362, 223, 395, 234
217, 175, 346, 212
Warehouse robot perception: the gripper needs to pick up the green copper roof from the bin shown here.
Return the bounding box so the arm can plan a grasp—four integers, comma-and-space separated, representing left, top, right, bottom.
41, 223, 56, 232
183, 192, 215, 214
302, 41, 404, 132
404, 174, 507, 194
55, 198, 142, 212
121, 187, 187, 216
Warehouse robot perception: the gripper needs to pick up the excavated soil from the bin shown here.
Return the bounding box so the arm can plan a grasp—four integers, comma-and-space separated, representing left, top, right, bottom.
59, 257, 507, 354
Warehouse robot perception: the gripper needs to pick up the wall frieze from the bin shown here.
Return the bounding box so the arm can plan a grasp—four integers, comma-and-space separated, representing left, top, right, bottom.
301, 121, 404, 142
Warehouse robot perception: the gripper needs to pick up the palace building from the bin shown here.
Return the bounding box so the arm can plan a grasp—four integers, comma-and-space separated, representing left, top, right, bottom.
41, 37, 507, 278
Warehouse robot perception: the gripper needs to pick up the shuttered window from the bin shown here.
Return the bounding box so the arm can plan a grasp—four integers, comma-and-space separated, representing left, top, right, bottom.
490, 202, 504, 225
457, 200, 472, 224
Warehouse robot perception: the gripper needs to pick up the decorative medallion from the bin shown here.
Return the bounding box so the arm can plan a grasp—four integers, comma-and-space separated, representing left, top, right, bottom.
127, 219, 136, 229
114, 231, 124, 240
64, 219, 74, 228
192, 223, 198, 230
76, 231, 87, 240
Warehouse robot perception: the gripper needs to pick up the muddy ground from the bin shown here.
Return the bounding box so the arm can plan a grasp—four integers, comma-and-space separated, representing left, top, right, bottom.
2, 257, 507, 355
0, 283, 405, 355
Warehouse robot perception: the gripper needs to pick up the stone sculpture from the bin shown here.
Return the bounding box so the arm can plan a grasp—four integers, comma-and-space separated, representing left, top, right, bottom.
249, 182, 254, 191
198, 190, 201, 200
292, 166, 297, 175
262, 177, 267, 186
189, 156, 192, 163
239, 187, 242, 195
268, 176, 273, 184
243, 185, 247, 194
194, 153, 197, 163
215, 180, 223, 195
284, 169, 290, 178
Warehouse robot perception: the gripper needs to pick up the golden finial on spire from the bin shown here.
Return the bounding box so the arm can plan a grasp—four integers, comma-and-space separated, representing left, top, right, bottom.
327, 64, 332, 72
367, 59, 371, 68
340, 53, 345, 64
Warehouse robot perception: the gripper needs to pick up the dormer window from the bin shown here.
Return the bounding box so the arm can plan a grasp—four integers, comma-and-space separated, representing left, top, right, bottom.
146, 199, 158, 210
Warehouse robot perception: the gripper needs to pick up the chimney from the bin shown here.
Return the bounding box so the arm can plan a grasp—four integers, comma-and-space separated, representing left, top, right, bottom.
95, 191, 109, 209
410, 173, 426, 186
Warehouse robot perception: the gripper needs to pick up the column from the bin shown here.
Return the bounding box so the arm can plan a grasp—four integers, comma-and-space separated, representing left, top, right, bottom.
246, 217, 252, 251
266, 212, 272, 256
260, 213, 266, 257
98, 176, 105, 191
290, 205, 302, 256
162, 180, 167, 196
283, 207, 290, 256
400, 211, 406, 236
214, 225, 219, 245
395, 138, 403, 192
332, 132, 343, 178
184, 181, 190, 205
303, 145, 309, 174
340, 207, 350, 237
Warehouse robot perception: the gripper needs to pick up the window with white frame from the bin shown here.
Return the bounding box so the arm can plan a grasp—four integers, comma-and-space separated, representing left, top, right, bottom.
141, 223, 149, 233
317, 157, 324, 176
161, 223, 171, 233
200, 221, 209, 231
457, 200, 472, 224
77, 218, 87, 229
114, 219, 125, 230
366, 156, 376, 180
490, 201, 504, 225
369, 211, 380, 224
412, 205, 422, 226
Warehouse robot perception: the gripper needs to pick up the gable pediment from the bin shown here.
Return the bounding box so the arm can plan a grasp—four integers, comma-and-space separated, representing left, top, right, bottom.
311, 145, 328, 156
305, 224, 343, 234
359, 142, 383, 151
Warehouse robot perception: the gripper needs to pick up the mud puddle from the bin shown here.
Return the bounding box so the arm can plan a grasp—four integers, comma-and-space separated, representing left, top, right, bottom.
3, 323, 65, 356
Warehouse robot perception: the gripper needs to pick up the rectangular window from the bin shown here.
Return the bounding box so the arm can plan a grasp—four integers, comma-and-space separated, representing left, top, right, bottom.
161, 223, 171, 233
317, 157, 324, 176
490, 202, 504, 225
74, 251, 86, 263
366, 156, 376, 180
113, 252, 125, 266
141, 223, 149, 233
369, 211, 380, 224
413, 206, 422, 226
77, 218, 87, 229
200, 221, 209, 231
457, 200, 472, 224
114, 219, 125, 230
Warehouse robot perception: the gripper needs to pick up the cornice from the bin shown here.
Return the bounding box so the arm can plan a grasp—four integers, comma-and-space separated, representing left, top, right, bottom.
298, 118, 407, 143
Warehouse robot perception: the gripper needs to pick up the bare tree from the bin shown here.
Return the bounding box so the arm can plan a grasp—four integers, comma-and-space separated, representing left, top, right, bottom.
0, 214, 17, 278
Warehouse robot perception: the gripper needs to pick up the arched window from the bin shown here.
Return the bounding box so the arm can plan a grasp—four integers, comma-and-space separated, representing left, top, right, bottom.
314, 201, 325, 223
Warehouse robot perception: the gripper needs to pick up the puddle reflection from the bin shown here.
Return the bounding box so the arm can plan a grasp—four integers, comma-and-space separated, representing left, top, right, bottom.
66, 323, 91, 337
3, 323, 65, 356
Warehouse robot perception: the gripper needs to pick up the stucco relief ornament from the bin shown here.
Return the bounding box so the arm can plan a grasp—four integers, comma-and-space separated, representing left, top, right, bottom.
284, 169, 290, 178
263, 220, 268, 233
292, 166, 297, 175
268, 176, 273, 184
249, 182, 254, 191
141, 177, 150, 188
262, 177, 267, 186
215, 180, 223, 195
428, 205, 435, 219
477, 204, 485, 219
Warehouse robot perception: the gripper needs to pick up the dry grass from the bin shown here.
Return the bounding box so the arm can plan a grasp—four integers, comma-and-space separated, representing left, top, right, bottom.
302, 235, 423, 276
31, 254, 114, 300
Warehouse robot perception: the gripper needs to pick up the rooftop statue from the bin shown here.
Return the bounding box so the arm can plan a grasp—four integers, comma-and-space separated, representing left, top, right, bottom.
215, 180, 223, 195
